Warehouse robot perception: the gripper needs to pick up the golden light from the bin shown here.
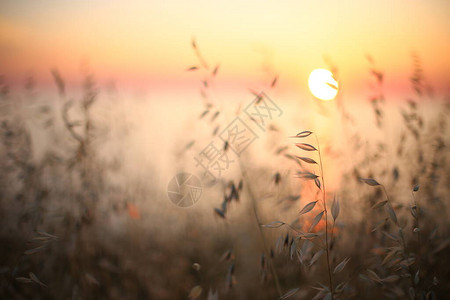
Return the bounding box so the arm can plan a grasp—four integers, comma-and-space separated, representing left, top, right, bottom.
308, 69, 339, 101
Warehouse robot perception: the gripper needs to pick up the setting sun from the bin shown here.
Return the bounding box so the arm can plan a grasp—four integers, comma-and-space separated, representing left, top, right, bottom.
308, 68, 339, 101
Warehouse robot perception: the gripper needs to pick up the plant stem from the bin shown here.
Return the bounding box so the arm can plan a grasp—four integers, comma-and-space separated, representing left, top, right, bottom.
315, 135, 334, 299
239, 160, 282, 297
381, 185, 416, 292
411, 192, 421, 253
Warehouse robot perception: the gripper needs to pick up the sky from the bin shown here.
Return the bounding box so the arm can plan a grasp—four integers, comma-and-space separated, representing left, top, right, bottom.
1, 0, 449, 97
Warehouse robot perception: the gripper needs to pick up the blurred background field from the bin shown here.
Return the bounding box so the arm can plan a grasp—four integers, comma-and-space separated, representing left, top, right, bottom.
1, 1, 449, 299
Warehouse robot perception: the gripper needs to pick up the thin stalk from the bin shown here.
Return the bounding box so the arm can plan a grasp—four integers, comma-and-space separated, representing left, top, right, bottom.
315, 135, 334, 299
411, 191, 421, 293
381, 186, 408, 248
381, 185, 416, 292
239, 160, 282, 297
329, 195, 337, 252
411, 192, 421, 251
330, 220, 336, 252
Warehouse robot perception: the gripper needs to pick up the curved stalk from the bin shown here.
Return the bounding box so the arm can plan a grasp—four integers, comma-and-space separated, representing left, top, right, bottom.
381, 185, 416, 292
238, 160, 282, 297
315, 134, 334, 299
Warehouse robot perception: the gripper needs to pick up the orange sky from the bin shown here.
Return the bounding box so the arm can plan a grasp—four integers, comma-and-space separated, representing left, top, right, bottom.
1, 0, 449, 96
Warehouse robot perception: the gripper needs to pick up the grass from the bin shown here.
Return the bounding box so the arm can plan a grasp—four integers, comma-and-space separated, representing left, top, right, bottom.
0, 46, 449, 300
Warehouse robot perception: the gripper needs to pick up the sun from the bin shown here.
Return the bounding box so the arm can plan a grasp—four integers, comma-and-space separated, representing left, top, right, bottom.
308, 69, 339, 101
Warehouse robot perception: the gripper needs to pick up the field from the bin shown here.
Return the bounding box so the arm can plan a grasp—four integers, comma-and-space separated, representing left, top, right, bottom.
1, 1, 450, 299
0, 48, 449, 300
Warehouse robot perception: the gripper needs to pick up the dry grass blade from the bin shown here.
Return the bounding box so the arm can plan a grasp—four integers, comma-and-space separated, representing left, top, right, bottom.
409, 287, 415, 300
383, 231, 400, 243
360, 178, 380, 186
275, 145, 289, 154
295, 143, 317, 151
295, 131, 313, 138
221, 249, 233, 261
296, 156, 317, 164
15, 277, 33, 284
310, 211, 324, 231
185, 140, 195, 150
331, 197, 340, 221
188, 285, 202, 299
296, 172, 319, 180
326, 82, 338, 90
207, 289, 218, 300
381, 249, 397, 265
227, 263, 235, 288
367, 269, 381, 283
85, 273, 100, 286
211, 111, 220, 121
261, 221, 285, 228
271, 76, 278, 88
371, 218, 388, 232
62, 101, 84, 143
279, 288, 299, 299
214, 208, 226, 219
310, 249, 325, 266
299, 201, 317, 215
190, 37, 209, 69
335, 282, 347, 293
290, 240, 296, 259
333, 257, 350, 274
50, 68, 65, 96
24, 244, 47, 255
282, 195, 300, 201
381, 275, 400, 283
31, 236, 51, 242
385, 204, 398, 225
212, 65, 219, 76
300, 232, 320, 240
199, 110, 209, 118
372, 200, 388, 209
36, 230, 58, 239
312, 290, 327, 300
314, 177, 321, 189
29, 272, 47, 287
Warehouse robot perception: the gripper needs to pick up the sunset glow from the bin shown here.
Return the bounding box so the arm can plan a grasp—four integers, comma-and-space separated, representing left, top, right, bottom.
1, 0, 449, 96
1, 1, 449, 299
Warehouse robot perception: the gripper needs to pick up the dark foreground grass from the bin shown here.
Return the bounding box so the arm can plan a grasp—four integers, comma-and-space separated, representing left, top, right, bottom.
0, 55, 449, 300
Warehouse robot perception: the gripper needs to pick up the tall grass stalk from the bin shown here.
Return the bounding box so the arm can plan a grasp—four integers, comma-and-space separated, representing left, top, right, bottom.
239, 159, 282, 297
315, 134, 334, 299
